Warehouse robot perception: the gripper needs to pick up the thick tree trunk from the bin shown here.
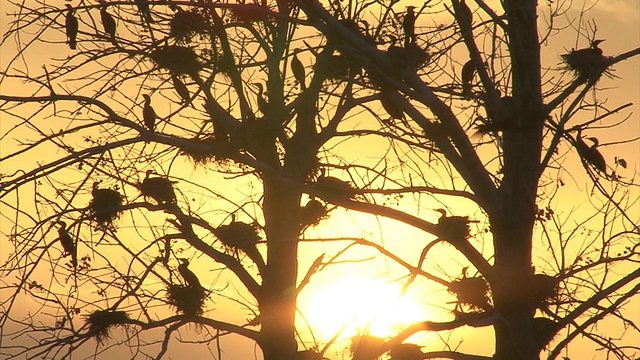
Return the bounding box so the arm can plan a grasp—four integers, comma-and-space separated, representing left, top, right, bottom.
259, 177, 302, 359
492, 0, 544, 359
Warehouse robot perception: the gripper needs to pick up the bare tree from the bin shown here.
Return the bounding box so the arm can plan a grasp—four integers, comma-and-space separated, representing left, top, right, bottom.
1, 0, 638, 359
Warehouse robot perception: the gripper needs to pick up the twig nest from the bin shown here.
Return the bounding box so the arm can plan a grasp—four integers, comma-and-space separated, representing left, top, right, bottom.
448, 277, 491, 311
178, 137, 235, 165
230, 4, 273, 23
530, 273, 558, 306
150, 45, 201, 77
350, 334, 386, 360
386, 42, 430, 78
561, 40, 610, 81
314, 176, 357, 201
138, 171, 177, 205
389, 343, 424, 360
170, 10, 209, 44
85, 310, 129, 344
533, 317, 559, 350
299, 199, 328, 228
167, 284, 206, 316
89, 182, 124, 230
214, 221, 261, 252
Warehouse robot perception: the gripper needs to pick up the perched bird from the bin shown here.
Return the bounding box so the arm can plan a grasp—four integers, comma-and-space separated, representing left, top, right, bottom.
379, 89, 405, 120
402, 6, 416, 46
253, 82, 269, 115
56, 221, 77, 268
135, 0, 153, 26
436, 209, 477, 240
65, 4, 78, 50
100, 4, 117, 45
461, 59, 475, 97
178, 258, 202, 289
291, 49, 306, 90
562, 39, 607, 80
576, 131, 607, 175
172, 74, 190, 104
142, 94, 156, 132
138, 170, 177, 205
455, 0, 473, 28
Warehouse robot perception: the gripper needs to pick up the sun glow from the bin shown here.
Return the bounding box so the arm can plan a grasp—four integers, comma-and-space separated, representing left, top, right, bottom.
299, 276, 425, 339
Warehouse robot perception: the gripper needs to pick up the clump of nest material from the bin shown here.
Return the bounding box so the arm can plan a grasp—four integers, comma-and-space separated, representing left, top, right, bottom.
229, 4, 273, 23
436, 209, 477, 241
178, 137, 235, 165
313, 173, 358, 202
137, 170, 177, 206
85, 309, 129, 344
150, 45, 201, 78
533, 317, 559, 350
213, 219, 261, 255
167, 284, 207, 316
385, 42, 430, 79
314, 52, 351, 83
170, 9, 209, 44
350, 334, 386, 360
561, 39, 611, 81
89, 182, 124, 230
299, 199, 328, 228
448, 276, 492, 312
530, 273, 558, 307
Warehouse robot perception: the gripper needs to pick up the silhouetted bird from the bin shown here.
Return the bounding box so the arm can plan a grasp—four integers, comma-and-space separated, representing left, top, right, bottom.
253, 82, 269, 115
135, 0, 153, 26
56, 221, 77, 268
576, 131, 607, 175
178, 258, 202, 289
291, 49, 306, 90
454, 0, 472, 28
402, 6, 416, 46
142, 94, 156, 133
100, 4, 117, 45
562, 39, 607, 80
139, 170, 177, 205
65, 4, 78, 50
315, 169, 357, 201
172, 74, 190, 104
461, 59, 475, 97
379, 89, 405, 120
436, 209, 477, 240
90, 181, 124, 229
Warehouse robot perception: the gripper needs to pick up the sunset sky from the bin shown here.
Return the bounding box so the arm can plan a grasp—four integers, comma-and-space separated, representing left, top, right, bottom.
0, 0, 638, 359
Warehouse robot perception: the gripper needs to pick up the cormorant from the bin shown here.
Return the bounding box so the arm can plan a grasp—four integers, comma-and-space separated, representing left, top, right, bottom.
436, 209, 476, 240
461, 59, 475, 97
379, 89, 405, 120
253, 82, 269, 115
172, 74, 190, 104
178, 258, 202, 289
65, 4, 78, 50
142, 94, 156, 132
56, 221, 77, 268
135, 0, 153, 25
100, 4, 117, 45
402, 6, 416, 46
576, 131, 607, 175
291, 49, 306, 90
455, 0, 472, 28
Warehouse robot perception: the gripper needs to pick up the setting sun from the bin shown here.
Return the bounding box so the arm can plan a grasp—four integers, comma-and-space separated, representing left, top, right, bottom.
300, 276, 425, 339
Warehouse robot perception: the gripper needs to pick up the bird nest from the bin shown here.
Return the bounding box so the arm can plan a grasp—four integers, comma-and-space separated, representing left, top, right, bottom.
299, 199, 328, 228
530, 274, 558, 306
350, 334, 386, 360
214, 221, 261, 253
85, 310, 129, 344
170, 10, 209, 44
386, 43, 430, 79
178, 137, 235, 166
138, 177, 176, 205
314, 53, 350, 82
562, 48, 611, 81
437, 216, 472, 240
150, 45, 201, 77
448, 277, 491, 311
229, 4, 273, 23
89, 186, 124, 230
314, 177, 357, 202
167, 284, 206, 316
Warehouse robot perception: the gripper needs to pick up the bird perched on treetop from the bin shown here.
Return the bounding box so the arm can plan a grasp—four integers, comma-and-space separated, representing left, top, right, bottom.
461, 58, 476, 97
402, 6, 416, 46
65, 4, 78, 50
142, 94, 156, 133
576, 130, 607, 176
172, 74, 190, 104
99, 3, 117, 45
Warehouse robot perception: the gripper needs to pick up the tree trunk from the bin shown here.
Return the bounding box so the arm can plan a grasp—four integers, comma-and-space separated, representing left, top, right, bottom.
259, 176, 301, 359
492, 0, 544, 359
